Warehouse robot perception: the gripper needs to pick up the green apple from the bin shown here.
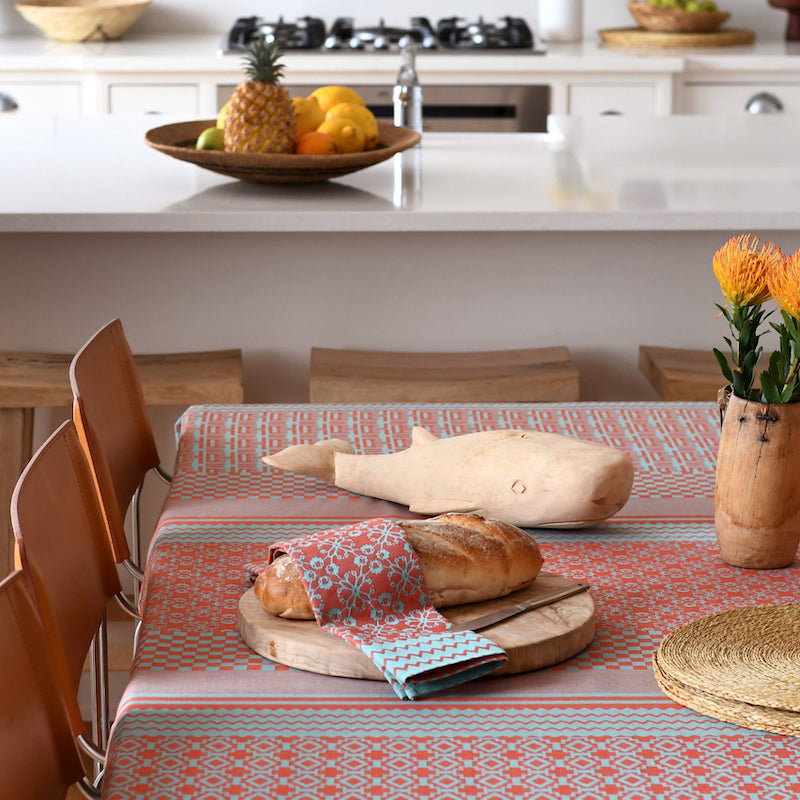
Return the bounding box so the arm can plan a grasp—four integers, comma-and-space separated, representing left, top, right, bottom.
196, 127, 225, 151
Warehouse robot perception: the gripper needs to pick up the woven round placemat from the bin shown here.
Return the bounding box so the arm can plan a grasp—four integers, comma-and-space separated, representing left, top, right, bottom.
653, 650, 800, 737
654, 604, 800, 736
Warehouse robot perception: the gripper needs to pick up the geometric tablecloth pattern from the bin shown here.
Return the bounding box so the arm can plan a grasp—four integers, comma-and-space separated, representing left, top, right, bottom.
102, 402, 800, 800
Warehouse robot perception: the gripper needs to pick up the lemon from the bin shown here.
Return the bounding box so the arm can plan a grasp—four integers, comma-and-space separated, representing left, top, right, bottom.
316, 117, 366, 154
292, 95, 325, 139
216, 102, 229, 129
325, 102, 379, 150
309, 85, 365, 114
196, 127, 225, 151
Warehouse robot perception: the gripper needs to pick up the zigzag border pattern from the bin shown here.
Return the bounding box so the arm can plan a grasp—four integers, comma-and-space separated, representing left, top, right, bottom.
110, 700, 742, 738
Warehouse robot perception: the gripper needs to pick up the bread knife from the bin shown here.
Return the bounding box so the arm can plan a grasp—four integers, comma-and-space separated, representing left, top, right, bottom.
448, 581, 590, 633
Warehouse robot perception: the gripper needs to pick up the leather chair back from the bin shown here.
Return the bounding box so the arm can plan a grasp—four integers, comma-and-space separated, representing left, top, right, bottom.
11, 420, 122, 715
0, 570, 88, 799
69, 318, 160, 563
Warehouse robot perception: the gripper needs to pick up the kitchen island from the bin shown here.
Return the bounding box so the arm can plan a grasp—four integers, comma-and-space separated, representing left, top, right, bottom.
3, 112, 800, 404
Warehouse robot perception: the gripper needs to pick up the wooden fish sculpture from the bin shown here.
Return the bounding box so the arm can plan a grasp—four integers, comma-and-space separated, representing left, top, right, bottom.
262, 427, 634, 528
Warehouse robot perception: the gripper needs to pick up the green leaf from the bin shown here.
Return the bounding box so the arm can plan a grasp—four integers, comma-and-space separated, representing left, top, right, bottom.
759, 370, 780, 404
713, 348, 734, 383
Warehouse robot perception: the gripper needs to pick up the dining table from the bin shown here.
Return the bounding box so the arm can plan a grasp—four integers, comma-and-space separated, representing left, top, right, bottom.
99, 401, 800, 800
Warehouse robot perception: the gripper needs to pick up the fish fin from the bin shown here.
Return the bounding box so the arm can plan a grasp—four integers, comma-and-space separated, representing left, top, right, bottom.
262, 438, 353, 483
410, 426, 439, 447
408, 498, 478, 515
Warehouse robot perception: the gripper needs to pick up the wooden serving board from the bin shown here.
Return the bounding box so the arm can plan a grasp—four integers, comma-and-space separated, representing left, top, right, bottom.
599, 27, 755, 48
238, 572, 595, 680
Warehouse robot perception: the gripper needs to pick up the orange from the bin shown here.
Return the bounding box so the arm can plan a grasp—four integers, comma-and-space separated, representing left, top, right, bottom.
295, 131, 339, 155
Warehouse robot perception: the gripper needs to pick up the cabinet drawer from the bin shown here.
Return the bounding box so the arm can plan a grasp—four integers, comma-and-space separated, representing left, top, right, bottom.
108, 84, 198, 115
681, 83, 800, 114
567, 83, 657, 115
0, 82, 81, 114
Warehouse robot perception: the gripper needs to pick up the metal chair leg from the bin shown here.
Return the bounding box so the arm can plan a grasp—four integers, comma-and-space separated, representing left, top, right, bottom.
90, 614, 110, 750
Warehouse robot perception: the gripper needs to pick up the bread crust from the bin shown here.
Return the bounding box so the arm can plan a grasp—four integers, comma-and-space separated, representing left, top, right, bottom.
254, 513, 543, 619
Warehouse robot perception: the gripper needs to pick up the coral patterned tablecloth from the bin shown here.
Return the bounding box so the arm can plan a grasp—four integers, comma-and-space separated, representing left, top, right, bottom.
100, 403, 800, 800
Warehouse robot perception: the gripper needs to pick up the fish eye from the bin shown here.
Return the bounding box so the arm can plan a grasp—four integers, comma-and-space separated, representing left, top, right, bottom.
511, 480, 527, 494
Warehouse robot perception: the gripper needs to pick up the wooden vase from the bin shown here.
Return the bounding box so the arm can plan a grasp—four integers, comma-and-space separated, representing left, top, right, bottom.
715, 391, 800, 569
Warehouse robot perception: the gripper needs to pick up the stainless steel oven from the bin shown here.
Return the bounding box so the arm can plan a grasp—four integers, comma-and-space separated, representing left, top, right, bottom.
216, 84, 550, 133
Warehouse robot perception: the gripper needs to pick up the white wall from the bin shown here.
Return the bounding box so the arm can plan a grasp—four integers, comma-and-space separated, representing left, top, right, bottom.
1, 0, 788, 40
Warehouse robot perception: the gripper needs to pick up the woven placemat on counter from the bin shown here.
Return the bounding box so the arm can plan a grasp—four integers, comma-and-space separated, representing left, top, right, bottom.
653, 604, 800, 737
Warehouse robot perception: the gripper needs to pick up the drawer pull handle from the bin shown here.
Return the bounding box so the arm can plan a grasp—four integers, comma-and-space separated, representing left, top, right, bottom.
746, 92, 784, 114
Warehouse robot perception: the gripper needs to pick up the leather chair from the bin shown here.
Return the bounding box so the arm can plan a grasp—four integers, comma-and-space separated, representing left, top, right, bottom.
69, 318, 183, 587
0, 570, 99, 799
11, 420, 139, 758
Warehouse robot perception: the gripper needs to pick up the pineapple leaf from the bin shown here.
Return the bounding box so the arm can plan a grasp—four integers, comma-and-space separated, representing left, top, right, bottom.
240, 40, 286, 85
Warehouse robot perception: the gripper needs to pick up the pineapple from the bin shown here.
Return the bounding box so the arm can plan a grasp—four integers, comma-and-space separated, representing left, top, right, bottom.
224, 40, 296, 154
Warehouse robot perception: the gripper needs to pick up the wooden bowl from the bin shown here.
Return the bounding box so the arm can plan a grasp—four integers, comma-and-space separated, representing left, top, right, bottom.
145, 120, 422, 184
627, 2, 730, 32
15, 0, 151, 42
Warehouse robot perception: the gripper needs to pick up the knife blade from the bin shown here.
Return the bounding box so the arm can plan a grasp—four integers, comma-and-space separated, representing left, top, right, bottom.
447, 581, 591, 633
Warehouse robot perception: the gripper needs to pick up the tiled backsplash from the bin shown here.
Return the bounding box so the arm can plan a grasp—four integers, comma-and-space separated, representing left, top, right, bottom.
1, 0, 788, 39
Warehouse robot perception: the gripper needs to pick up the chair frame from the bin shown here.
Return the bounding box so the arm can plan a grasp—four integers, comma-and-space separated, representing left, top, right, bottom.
1, 570, 101, 799
69, 319, 168, 593
12, 419, 140, 760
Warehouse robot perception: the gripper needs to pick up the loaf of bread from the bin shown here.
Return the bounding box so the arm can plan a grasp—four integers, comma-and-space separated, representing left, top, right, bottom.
254, 513, 543, 619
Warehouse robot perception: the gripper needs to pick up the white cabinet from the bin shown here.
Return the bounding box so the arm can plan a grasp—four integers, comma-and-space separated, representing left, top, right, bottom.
0, 81, 81, 114
107, 83, 199, 115
680, 80, 800, 114
568, 83, 657, 115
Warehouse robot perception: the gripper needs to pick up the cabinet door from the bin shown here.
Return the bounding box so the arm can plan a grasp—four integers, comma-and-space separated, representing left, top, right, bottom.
108, 84, 198, 115
567, 83, 657, 115
681, 82, 800, 114
0, 82, 81, 114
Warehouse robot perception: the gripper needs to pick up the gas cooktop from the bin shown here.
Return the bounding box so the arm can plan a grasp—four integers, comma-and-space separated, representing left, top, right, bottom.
220, 16, 545, 55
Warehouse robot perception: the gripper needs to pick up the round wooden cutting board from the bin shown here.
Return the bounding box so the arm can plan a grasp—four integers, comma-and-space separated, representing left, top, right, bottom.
599, 27, 755, 47
238, 572, 596, 680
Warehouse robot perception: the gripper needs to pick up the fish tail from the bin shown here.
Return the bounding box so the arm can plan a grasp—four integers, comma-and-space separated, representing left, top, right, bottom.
262, 438, 353, 483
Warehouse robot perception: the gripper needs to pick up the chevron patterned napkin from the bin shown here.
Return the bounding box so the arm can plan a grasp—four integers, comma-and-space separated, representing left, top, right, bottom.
268, 518, 507, 700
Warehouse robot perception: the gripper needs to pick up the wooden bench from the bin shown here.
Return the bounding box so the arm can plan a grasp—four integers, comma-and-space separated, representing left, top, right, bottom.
0, 348, 244, 574
309, 346, 580, 404
639, 345, 771, 401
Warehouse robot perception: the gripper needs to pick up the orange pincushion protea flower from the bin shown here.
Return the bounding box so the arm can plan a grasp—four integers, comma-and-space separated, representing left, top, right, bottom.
769, 250, 800, 321
713, 235, 800, 404
712, 234, 782, 307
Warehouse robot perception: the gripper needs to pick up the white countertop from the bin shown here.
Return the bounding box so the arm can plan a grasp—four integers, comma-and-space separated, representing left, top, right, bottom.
3, 112, 800, 234
3, 33, 800, 76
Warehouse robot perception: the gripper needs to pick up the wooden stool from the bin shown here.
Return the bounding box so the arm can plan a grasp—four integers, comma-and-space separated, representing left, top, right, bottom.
309, 346, 580, 404
0, 348, 244, 573
639, 345, 771, 401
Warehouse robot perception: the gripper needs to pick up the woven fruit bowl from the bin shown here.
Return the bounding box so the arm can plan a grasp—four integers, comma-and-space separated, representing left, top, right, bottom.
627, 2, 730, 32
15, 0, 151, 42
145, 120, 422, 184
